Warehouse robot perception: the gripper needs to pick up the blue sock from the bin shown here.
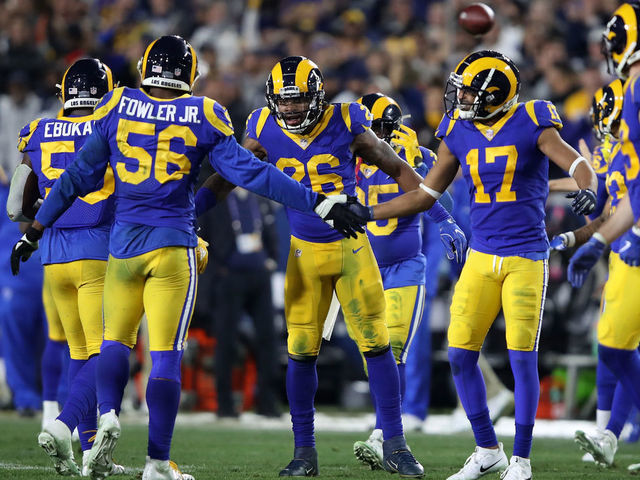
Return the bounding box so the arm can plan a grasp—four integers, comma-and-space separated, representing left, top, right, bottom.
599, 344, 640, 412
97, 341, 131, 416
509, 350, 538, 458
58, 356, 97, 451
147, 351, 183, 460
372, 363, 404, 431
597, 357, 617, 410
371, 389, 381, 430
42, 340, 66, 401
448, 347, 497, 447
286, 357, 317, 448
607, 382, 634, 438
366, 348, 403, 440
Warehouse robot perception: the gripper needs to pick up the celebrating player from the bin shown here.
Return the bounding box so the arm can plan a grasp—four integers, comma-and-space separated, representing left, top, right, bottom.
347, 50, 597, 480
10, 37, 363, 480
242, 57, 431, 478
567, 3, 640, 472
8, 58, 126, 477
349, 92, 466, 470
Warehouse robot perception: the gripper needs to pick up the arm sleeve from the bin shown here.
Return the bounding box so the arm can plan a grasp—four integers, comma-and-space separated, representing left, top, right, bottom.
35, 129, 110, 227
208, 135, 318, 212
587, 174, 609, 221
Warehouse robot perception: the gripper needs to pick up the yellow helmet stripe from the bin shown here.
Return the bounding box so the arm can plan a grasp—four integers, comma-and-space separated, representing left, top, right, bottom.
294, 59, 315, 93
613, 4, 638, 67
104, 63, 114, 91
463, 57, 517, 105
60, 65, 72, 104
271, 62, 284, 94
141, 39, 158, 79
371, 96, 399, 120
593, 87, 604, 105
188, 44, 198, 84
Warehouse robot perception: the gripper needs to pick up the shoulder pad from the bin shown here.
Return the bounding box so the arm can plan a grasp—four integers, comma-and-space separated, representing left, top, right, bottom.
203, 97, 234, 137
524, 100, 563, 130
17, 118, 43, 152
245, 107, 271, 140
340, 102, 372, 135
435, 114, 455, 139
93, 87, 125, 121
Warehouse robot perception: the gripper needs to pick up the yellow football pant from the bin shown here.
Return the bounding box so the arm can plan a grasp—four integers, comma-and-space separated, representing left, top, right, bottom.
285, 234, 387, 357
449, 249, 548, 352
599, 252, 640, 350
103, 247, 197, 351
44, 260, 107, 360
42, 276, 65, 342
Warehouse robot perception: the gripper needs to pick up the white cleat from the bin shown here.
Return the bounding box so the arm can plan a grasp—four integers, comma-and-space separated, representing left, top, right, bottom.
82, 449, 126, 477
446, 442, 508, 480
86, 410, 121, 480
38, 419, 81, 476
574, 429, 617, 467
629, 462, 640, 473
581, 452, 595, 463
142, 456, 195, 480
353, 428, 383, 470
487, 390, 514, 422
499, 456, 531, 480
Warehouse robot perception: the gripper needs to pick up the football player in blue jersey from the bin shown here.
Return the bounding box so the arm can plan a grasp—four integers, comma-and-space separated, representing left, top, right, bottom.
10, 37, 363, 480
550, 79, 637, 466
347, 50, 598, 480
349, 92, 466, 470
567, 3, 640, 472
8, 58, 126, 477
242, 57, 448, 478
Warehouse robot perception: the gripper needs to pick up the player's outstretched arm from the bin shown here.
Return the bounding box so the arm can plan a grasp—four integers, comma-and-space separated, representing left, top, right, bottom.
7, 154, 40, 222
539, 128, 598, 215
550, 198, 610, 251
194, 173, 236, 217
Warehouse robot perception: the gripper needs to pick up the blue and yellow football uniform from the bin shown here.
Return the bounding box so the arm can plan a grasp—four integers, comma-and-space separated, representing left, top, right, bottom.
588, 142, 612, 221
435, 100, 560, 351
36, 87, 320, 352
245, 102, 388, 357
18, 113, 113, 359
351, 147, 437, 364
598, 75, 640, 351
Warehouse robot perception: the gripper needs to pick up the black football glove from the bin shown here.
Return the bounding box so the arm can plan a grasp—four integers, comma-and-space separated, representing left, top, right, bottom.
345, 195, 374, 222
566, 189, 596, 216
11, 226, 42, 276
314, 194, 367, 239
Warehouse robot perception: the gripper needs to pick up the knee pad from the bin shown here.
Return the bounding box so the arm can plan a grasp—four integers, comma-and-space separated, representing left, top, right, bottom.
150, 350, 184, 383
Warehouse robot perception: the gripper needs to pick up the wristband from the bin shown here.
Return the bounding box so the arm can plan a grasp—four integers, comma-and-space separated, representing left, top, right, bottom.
632, 226, 640, 237
419, 183, 442, 200
593, 232, 609, 246
569, 156, 588, 177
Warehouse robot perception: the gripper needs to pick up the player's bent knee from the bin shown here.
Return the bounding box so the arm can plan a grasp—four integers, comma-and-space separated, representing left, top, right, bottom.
150, 350, 184, 383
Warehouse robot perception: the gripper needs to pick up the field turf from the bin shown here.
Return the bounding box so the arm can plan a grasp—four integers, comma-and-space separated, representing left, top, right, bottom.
0, 413, 638, 479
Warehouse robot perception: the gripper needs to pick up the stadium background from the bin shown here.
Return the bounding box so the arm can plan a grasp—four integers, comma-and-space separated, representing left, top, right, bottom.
0, 0, 625, 425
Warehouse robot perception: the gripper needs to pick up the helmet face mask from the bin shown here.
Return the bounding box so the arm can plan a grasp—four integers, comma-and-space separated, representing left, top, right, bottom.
266, 56, 325, 134
138, 35, 199, 93
57, 58, 114, 113
444, 50, 520, 121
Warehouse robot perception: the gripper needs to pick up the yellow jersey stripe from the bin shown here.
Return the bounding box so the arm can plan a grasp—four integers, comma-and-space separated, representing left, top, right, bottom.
341, 104, 352, 133
17, 118, 42, 152
93, 88, 124, 121
255, 108, 271, 138
525, 100, 539, 126
203, 98, 234, 136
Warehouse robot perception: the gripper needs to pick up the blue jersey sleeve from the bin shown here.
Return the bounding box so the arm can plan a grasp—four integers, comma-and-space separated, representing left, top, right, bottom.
419, 146, 437, 171
587, 174, 609, 221
245, 108, 269, 141
207, 135, 318, 212
435, 114, 452, 140
342, 102, 372, 136
591, 144, 609, 175
526, 100, 563, 130
35, 129, 111, 227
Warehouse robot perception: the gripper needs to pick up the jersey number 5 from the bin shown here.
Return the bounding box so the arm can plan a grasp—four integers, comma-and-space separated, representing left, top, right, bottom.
116, 119, 195, 185
465, 145, 518, 203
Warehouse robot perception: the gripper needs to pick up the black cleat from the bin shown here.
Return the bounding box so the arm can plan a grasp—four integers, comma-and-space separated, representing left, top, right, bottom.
383, 436, 425, 478
279, 446, 318, 477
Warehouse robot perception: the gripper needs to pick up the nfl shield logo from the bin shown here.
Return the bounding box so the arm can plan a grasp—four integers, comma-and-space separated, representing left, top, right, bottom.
175, 68, 182, 76
90, 87, 97, 95
300, 138, 308, 147
294, 249, 302, 257
486, 129, 494, 140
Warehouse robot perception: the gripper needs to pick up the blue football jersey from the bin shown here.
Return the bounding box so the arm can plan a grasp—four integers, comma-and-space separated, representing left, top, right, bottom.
246, 102, 372, 243
605, 142, 628, 253
36, 87, 319, 258
436, 100, 563, 256
357, 146, 435, 267
619, 74, 640, 222
18, 113, 113, 263
587, 142, 612, 221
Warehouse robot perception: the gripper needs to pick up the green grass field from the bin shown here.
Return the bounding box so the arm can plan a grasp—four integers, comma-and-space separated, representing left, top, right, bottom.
0, 413, 638, 479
